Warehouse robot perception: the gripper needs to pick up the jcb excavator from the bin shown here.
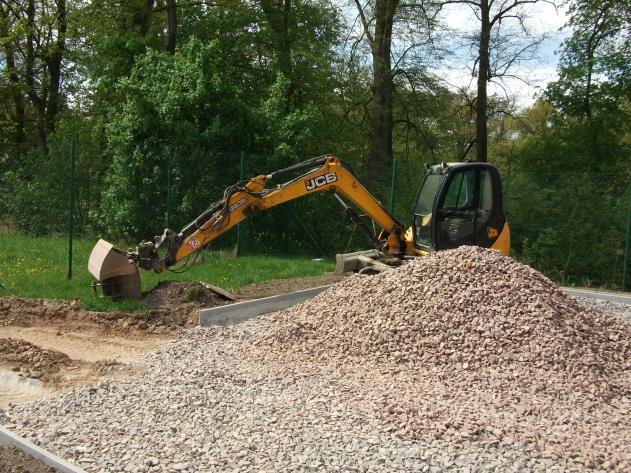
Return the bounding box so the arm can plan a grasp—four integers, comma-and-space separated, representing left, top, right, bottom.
88, 155, 509, 299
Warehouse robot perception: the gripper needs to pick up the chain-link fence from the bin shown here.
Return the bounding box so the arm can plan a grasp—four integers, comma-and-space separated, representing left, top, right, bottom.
1, 139, 630, 294
0, 142, 349, 298
392, 158, 631, 290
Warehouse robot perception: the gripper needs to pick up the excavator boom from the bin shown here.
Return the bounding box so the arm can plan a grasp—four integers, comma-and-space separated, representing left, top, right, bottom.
88, 155, 407, 296
88, 155, 510, 299
160, 155, 407, 269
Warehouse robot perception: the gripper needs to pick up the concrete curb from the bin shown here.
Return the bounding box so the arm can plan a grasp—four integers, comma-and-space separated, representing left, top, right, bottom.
0, 425, 86, 473
200, 285, 331, 326
562, 287, 631, 305
199, 285, 630, 327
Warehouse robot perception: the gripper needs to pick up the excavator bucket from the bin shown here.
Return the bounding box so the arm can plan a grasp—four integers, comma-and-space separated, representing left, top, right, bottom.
335, 249, 402, 275
88, 239, 141, 300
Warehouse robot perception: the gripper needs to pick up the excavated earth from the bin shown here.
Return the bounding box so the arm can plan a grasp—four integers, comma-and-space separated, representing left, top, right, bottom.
0, 276, 335, 407
0, 281, 230, 407
1, 247, 629, 472
0, 445, 57, 473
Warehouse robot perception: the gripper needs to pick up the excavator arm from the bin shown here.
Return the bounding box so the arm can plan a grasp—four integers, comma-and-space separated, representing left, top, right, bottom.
133, 155, 408, 273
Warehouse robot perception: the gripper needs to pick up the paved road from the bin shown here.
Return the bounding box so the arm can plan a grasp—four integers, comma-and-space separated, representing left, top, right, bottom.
562, 287, 631, 305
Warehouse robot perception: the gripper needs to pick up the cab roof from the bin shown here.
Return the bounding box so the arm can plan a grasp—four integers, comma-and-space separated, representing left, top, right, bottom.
426, 161, 498, 175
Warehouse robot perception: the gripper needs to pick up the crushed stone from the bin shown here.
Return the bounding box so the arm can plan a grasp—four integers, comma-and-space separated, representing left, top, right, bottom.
251, 246, 631, 470
1, 247, 629, 471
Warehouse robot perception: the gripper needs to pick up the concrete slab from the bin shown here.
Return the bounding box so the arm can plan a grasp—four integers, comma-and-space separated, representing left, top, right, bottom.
199, 285, 331, 326
0, 425, 86, 473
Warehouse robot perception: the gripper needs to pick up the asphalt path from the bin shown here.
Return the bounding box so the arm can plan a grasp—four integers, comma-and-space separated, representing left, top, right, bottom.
562, 287, 631, 305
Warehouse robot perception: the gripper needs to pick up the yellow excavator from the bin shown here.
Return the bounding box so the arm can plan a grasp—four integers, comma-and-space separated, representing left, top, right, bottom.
88, 155, 510, 298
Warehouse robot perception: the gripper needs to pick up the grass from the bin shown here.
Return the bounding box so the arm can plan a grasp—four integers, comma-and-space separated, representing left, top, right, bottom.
0, 234, 335, 311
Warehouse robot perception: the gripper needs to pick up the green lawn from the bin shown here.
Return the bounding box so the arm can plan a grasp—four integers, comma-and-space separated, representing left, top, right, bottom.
0, 234, 334, 311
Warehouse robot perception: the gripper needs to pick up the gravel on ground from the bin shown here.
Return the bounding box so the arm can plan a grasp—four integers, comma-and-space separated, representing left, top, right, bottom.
1, 323, 596, 473
1, 248, 629, 472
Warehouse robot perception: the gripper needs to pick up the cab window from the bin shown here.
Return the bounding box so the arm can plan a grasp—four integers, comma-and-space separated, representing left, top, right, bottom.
442, 170, 476, 211
435, 169, 477, 249
413, 173, 442, 247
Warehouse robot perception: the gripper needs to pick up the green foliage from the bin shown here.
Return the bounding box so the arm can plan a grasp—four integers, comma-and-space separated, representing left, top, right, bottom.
185, 286, 201, 302
544, 0, 631, 173
546, 0, 630, 118
257, 74, 319, 161
98, 38, 254, 239
505, 171, 628, 288
1, 0, 630, 293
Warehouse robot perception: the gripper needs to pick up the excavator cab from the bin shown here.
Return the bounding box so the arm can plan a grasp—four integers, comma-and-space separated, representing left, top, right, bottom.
412, 162, 509, 255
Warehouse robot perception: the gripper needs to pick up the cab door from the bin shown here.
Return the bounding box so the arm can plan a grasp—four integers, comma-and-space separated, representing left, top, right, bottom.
433, 164, 505, 251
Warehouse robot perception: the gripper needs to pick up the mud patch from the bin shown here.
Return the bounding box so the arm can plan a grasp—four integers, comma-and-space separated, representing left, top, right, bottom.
0, 445, 56, 473
0, 281, 234, 406
0, 338, 73, 382
0, 338, 141, 407
1, 327, 165, 363
236, 274, 343, 300
0, 276, 331, 407
141, 280, 230, 329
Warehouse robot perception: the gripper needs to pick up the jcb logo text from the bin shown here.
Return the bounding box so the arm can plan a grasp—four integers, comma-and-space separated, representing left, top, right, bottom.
305, 173, 337, 191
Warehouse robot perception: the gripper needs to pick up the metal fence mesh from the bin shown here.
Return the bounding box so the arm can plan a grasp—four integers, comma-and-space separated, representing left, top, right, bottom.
1, 141, 630, 292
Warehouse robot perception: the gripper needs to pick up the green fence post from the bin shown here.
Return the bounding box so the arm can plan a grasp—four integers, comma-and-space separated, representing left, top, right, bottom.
236, 151, 246, 256
622, 182, 631, 291
66, 136, 76, 280
165, 144, 173, 228
388, 159, 398, 215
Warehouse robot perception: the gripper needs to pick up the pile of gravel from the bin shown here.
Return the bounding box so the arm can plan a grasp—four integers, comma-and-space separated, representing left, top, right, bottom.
1, 247, 629, 471
251, 247, 631, 469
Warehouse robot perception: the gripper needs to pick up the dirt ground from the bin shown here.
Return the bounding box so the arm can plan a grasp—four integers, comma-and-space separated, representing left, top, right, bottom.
0, 275, 338, 409
0, 445, 57, 473
235, 274, 342, 299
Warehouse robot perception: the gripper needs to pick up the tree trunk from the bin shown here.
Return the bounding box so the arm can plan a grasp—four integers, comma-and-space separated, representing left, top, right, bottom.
24, 0, 47, 153
165, 0, 177, 53
45, 0, 67, 134
475, 0, 490, 163
0, 6, 25, 156
260, 0, 293, 108
279, 0, 292, 83
138, 0, 155, 37
367, 0, 396, 192
583, 13, 602, 170
4, 42, 25, 156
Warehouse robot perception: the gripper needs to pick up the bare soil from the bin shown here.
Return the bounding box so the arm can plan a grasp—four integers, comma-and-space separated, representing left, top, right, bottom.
0, 277, 334, 408
0, 445, 57, 473
235, 274, 343, 299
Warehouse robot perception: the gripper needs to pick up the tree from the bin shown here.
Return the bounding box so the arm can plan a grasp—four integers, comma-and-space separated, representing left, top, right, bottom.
0, 0, 68, 152
351, 0, 437, 192
0, 2, 25, 157
545, 0, 631, 170
260, 0, 293, 103
438, 0, 551, 162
